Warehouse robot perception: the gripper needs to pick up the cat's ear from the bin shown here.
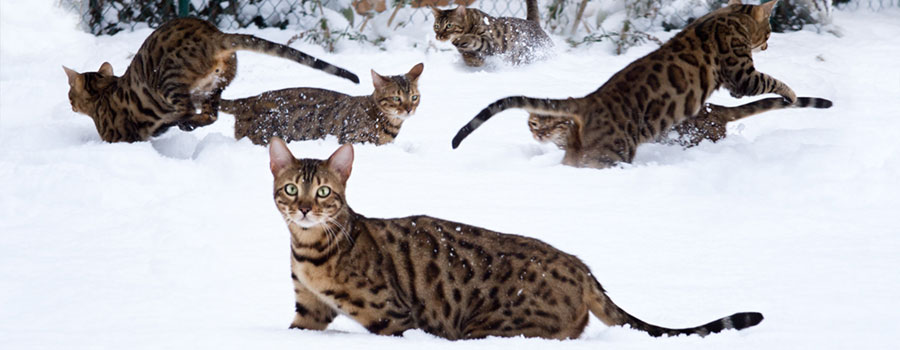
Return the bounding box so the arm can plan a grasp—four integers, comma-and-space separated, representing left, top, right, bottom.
406, 63, 424, 81
268, 137, 295, 176
727, 0, 742, 5
755, 0, 779, 20
753, 0, 777, 21
430, 6, 441, 18
454, 5, 466, 16
98, 62, 114, 77
62, 66, 81, 87
326, 144, 354, 183
371, 69, 390, 89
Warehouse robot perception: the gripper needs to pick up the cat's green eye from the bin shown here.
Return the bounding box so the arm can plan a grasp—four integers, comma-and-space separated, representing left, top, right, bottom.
392, 97, 401, 102
316, 186, 331, 198
446, 23, 453, 29
411, 95, 419, 101
434, 24, 439, 30
284, 184, 298, 195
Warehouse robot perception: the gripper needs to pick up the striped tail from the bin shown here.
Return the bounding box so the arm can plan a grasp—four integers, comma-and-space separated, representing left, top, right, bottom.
451, 96, 579, 149
589, 283, 763, 337
715, 96, 833, 122
525, 0, 540, 22
224, 34, 359, 84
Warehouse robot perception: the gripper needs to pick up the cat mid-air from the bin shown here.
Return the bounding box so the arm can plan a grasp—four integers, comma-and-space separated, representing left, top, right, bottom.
452, 0, 807, 168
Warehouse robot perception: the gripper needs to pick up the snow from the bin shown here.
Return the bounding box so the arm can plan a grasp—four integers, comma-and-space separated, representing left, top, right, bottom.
2, 1, 900, 349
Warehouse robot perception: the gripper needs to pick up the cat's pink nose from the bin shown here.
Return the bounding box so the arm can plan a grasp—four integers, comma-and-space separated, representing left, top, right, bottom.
299, 207, 311, 215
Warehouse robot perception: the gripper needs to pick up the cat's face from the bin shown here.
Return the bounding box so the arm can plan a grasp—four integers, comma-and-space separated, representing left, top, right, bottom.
63, 63, 115, 116
269, 138, 353, 234
371, 63, 424, 120
431, 6, 469, 42
528, 114, 572, 149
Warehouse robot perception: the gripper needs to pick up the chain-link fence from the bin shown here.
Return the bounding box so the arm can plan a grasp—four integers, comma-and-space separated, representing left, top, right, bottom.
57, 0, 898, 53
59, 0, 546, 35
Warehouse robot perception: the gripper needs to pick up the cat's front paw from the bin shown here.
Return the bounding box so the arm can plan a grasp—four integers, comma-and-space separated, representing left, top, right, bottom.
729, 90, 744, 99
288, 315, 329, 331
452, 37, 478, 51
780, 88, 797, 104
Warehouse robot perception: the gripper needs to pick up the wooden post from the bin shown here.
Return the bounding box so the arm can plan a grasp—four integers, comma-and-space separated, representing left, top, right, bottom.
177, 0, 189, 17
571, 0, 589, 35
387, 0, 405, 28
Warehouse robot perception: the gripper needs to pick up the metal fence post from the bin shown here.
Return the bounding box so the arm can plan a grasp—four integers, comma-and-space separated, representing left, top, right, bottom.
178, 0, 189, 17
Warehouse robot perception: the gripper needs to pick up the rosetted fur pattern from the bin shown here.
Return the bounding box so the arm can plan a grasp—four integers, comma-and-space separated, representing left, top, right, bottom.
432, 0, 551, 67
269, 139, 764, 340
528, 97, 832, 149
222, 63, 423, 145
63, 18, 359, 143
453, 0, 805, 168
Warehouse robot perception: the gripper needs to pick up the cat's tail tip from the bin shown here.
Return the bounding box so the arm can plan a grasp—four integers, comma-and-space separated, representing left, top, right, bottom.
661, 311, 764, 337
795, 97, 833, 109
721, 312, 764, 332
451, 127, 470, 149
340, 69, 360, 84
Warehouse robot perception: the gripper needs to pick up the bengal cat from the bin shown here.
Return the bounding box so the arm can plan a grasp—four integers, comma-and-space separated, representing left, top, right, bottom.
528, 97, 833, 149
63, 18, 359, 143
452, 0, 802, 168
221, 63, 423, 145
269, 138, 764, 340
431, 0, 552, 67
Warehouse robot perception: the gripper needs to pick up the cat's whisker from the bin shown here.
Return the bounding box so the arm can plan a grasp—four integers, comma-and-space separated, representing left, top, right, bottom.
325, 217, 353, 245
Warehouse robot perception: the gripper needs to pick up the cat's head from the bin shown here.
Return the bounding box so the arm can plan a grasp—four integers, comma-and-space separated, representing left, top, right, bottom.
269, 137, 353, 232
528, 114, 572, 149
63, 63, 116, 116
371, 63, 424, 120
724, 0, 778, 51
431, 6, 469, 42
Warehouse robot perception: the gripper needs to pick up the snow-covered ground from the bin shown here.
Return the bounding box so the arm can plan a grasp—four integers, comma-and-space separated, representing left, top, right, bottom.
2, 1, 900, 349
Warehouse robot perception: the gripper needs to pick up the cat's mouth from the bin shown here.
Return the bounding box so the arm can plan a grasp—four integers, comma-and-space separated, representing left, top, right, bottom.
393, 112, 413, 120
291, 214, 322, 229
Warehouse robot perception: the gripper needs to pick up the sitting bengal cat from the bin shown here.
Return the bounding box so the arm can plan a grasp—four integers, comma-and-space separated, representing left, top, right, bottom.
63, 18, 359, 143
269, 138, 764, 340
452, 0, 805, 168
528, 97, 833, 150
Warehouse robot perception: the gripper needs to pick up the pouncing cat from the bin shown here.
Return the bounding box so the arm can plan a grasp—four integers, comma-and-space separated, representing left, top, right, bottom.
63, 18, 359, 143
432, 0, 552, 67
270, 138, 764, 340
452, 0, 803, 168
222, 63, 423, 145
